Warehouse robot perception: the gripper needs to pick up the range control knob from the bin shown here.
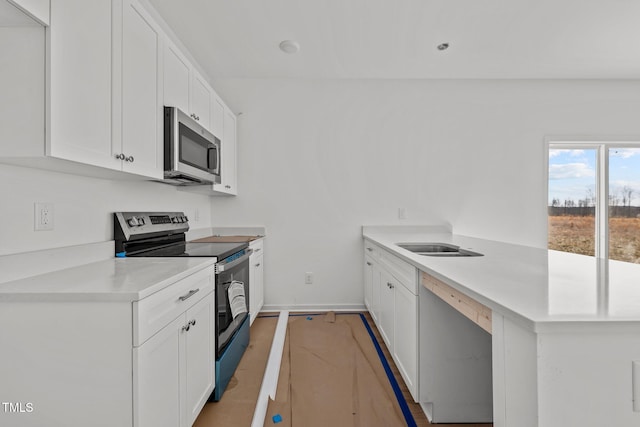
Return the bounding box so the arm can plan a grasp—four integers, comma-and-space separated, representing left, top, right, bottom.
183, 216, 189, 223
127, 217, 139, 227
172, 216, 180, 224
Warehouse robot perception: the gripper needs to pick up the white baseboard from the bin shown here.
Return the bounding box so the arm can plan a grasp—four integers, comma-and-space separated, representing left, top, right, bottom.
261, 303, 366, 312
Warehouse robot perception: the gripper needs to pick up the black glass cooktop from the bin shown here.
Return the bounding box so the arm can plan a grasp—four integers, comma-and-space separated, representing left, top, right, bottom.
125, 241, 248, 259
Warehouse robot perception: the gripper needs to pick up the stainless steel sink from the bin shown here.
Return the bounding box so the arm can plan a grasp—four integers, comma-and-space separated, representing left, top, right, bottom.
396, 242, 483, 257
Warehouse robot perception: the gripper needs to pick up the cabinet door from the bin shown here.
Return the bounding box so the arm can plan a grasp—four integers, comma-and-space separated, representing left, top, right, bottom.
184, 294, 214, 427
394, 281, 418, 401
189, 71, 211, 129
378, 269, 395, 350
47, 0, 116, 170
253, 252, 264, 319
210, 94, 224, 139
164, 40, 190, 113
134, 315, 182, 427
364, 255, 374, 312
213, 108, 237, 194
118, 0, 163, 179
370, 261, 381, 324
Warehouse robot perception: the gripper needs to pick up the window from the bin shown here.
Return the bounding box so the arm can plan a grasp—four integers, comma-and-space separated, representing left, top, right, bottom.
548, 142, 640, 264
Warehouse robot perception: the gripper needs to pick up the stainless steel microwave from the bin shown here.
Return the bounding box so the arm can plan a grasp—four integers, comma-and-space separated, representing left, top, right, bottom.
163, 106, 221, 186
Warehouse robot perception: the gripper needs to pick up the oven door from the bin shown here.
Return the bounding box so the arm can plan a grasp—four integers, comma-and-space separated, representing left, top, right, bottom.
215, 250, 251, 357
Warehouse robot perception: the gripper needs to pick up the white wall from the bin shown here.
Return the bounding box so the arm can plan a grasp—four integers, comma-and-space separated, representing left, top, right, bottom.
210, 79, 640, 309
0, 163, 213, 256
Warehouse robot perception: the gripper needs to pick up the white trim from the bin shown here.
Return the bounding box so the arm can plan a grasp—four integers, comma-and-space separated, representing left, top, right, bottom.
251, 310, 288, 427
262, 303, 366, 312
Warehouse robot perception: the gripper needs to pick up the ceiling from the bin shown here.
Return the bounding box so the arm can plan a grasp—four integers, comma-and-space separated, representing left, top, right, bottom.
148, 0, 640, 80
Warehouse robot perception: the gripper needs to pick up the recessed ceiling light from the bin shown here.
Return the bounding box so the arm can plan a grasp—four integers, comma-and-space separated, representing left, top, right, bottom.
279, 40, 300, 54
437, 43, 450, 51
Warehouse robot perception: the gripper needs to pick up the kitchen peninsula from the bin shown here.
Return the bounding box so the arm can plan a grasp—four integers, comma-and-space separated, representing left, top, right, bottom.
363, 225, 640, 427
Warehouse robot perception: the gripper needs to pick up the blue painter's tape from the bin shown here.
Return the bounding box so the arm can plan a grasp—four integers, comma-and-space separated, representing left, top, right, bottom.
115, 252, 126, 258
272, 413, 282, 423
306, 316, 313, 320
359, 313, 417, 427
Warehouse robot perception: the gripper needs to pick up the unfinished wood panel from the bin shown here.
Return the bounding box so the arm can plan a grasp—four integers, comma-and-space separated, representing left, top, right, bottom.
421, 271, 492, 334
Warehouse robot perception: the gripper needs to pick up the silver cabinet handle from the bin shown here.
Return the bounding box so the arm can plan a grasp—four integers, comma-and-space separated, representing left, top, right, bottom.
225, 185, 231, 189
178, 288, 199, 302
115, 153, 125, 160
387, 282, 394, 289
181, 319, 196, 333
125, 155, 134, 163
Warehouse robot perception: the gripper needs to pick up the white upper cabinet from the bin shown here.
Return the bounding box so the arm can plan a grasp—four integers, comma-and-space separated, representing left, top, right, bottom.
114, 0, 163, 179
210, 94, 224, 139
47, 0, 116, 170
163, 39, 213, 132
0, 0, 163, 179
189, 70, 211, 129
163, 40, 190, 114
0, 0, 239, 189
212, 108, 237, 195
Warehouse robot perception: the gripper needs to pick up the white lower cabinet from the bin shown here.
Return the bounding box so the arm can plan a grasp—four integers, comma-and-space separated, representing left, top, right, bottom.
0, 264, 215, 427
363, 240, 419, 401
134, 268, 215, 427
249, 238, 265, 326
134, 315, 182, 427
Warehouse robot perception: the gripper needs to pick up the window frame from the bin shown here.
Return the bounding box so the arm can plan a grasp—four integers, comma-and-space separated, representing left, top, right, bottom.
545, 137, 640, 260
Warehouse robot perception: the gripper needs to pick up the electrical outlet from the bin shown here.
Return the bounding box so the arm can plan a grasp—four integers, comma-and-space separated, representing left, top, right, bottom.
305, 272, 313, 285
34, 202, 54, 231
194, 208, 200, 222
398, 207, 406, 220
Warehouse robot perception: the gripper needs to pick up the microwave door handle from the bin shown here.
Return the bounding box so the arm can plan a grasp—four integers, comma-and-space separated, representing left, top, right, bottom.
207, 146, 219, 171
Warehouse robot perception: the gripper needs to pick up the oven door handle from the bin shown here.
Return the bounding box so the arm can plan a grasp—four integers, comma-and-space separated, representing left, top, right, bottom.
215, 249, 253, 273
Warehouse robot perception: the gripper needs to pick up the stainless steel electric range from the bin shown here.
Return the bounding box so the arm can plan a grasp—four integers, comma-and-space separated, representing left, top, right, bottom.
114, 211, 250, 401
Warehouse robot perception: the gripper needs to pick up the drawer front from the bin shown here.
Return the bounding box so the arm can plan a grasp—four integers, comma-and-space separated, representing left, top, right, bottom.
364, 240, 417, 295
249, 238, 264, 254
421, 271, 492, 334
364, 241, 380, 260
379, 248, 417, 295
134, 267, 214, 346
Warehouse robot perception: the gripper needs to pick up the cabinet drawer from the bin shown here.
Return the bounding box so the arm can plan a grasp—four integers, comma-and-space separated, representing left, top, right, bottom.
379, 248, 417, 295
134, 267, 214, 346
250, 238, 264, 255
421, 271, 492, 334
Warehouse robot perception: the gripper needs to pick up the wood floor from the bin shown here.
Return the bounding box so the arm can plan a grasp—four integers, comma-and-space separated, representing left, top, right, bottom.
195, 311, 493, 427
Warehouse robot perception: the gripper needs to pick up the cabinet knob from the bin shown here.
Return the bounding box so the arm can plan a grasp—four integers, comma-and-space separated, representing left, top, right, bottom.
225, 185, 231, 189
115, 153, 125, 160
366, 248, 373, 252
181, 324, 190, 332
387, 282, 394, 289
255, 263, 261, 267
366, 262, 372, 266
125, 155, 134, 163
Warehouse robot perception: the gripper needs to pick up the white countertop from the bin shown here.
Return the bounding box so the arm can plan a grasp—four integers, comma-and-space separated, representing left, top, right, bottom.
363, 226, 640, 332
0, 257, 216, 302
